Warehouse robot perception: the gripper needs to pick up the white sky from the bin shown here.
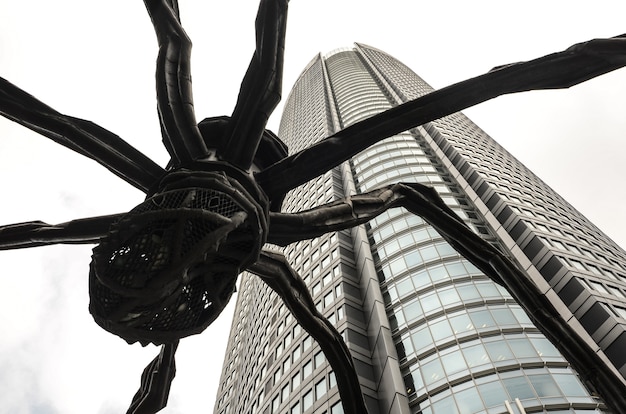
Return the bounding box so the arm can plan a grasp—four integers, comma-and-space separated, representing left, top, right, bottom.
0, 1, 625, 413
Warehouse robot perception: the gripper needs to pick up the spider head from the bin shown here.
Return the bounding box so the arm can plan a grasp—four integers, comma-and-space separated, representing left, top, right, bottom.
89, 169, 269, 345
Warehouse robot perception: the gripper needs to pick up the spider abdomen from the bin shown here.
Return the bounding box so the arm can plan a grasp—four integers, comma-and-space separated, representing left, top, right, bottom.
89, 169, 269, 345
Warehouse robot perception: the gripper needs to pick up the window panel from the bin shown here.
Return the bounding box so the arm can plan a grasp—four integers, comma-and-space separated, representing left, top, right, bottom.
503, 376, 535, 400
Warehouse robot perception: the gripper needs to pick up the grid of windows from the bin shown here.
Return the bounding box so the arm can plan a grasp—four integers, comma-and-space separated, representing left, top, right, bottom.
214, 44, 623, 414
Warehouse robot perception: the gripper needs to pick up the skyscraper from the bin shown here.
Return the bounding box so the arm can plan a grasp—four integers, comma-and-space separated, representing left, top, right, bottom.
213, 44, 626, 414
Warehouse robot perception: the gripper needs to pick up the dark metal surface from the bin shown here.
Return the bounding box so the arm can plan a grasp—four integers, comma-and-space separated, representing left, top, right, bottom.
1, 0, 625, 413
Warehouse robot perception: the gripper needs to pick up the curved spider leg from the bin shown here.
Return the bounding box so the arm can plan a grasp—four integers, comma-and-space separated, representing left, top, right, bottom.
0, 213, 125, 250
248, 249, 369, 414
267, 183, 626, 412
257, 34, 626, 199
126, 341, 179, 414
220, 0, 289, 169
0, 77, 165, 193
144, 0, 209, 166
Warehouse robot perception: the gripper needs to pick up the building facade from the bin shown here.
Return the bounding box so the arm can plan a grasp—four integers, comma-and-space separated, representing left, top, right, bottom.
213, 44, 626, 414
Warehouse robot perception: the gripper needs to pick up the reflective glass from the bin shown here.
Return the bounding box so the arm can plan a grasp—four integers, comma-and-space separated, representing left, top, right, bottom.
477, 380, 508, 407
441, 351, 467, 375
529, 374, 560, 397
420, 292, 441, 314
463, 343, 489, 368
438, 287, 461, 306
552, 373, 588, 397
449, 313, 473, 335
491, 308, 517, 326
431, 395, 459, 414
396, 278, 414, 297
315, 377, 327, 398
485, 341, 513, 362
421, 358, 445, 385
457, 284, 481, 301
430, 319, 453, 342
411, 326, 433, 353
302, 389, 313, 410
503, 376, 535, 400
404, 299, 423, 321
469, 309, 495, 329
454, 387, 484, 414
507, 338, 537, 358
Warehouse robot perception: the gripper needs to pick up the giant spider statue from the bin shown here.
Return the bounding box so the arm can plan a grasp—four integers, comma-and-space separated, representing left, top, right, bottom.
1, 1, 625, 413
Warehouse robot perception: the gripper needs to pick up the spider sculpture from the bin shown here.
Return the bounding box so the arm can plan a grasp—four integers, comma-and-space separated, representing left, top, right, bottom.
1, 1, 626, 413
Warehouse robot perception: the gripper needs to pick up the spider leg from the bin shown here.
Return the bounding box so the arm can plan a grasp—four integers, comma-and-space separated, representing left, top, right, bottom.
0, 77, 165, 193
126, 341, 179, 414
249, 249, 369, 414
257, 34, 626, 199
0, 213, 124, 250
220, 0, 289, 169
144, 0, 209, 166
268, 182, 626, 410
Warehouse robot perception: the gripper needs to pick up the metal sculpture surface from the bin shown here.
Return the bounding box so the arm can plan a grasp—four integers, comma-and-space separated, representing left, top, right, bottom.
1, 1, 625, 413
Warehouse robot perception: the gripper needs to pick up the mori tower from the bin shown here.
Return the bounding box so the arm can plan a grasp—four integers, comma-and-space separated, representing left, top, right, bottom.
214, 44, 626, 414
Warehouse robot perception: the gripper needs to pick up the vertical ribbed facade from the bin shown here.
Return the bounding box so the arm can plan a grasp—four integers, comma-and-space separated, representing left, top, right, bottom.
214, 44, 626, 414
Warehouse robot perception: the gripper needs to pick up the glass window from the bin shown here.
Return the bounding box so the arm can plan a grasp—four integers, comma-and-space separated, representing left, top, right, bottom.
457, 284, 481, 302
405, 251, 422, 268
303, 336, 312, 351
315, 378, 327, 399
302, 389, 313, 410
490, 308, 517, 326
421, 358, 445, 386
335, 283, 343, 297
454, 387, 483, 414
396, 278, 414, 297
411, 326, 433, 353
477, 380, 507, 408
331, 402, 344, 414
272, 395, 280, 413
503, 376, 535, 400
430, 395, 458, 414
614, 305, 626, 319
485, 340, 513, 362
441, 351, 467, 375
530, 337, 561, 358
303, 360, 312, 378
329, 371, 337, 389
469, 309, 495, 329
403, 299, 423, 321
420, 292, 441, 314
292, 372, 300, 390
324, 292, 333, 308
528, 374, 560, 397
291, 401, 301, 414
419, 245, 439, 262
552, 373, 588, 397
430, 319, 453, 342
445, 262, 468, 278
508, 338, 537, 359
438, 287, 461, 306
463, 343, 489, 368
449, 313, 473, 335
314, 351, 325, 368
282, 384, 290, 402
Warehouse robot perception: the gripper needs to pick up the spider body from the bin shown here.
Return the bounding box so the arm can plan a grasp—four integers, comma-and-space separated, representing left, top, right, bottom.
2, 1, 626, 413
90, 167, 262, 345
88, 116, 287, 346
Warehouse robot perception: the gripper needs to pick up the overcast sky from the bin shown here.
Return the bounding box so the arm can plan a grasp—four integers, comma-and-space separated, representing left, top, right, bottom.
0, 1, 625, 413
